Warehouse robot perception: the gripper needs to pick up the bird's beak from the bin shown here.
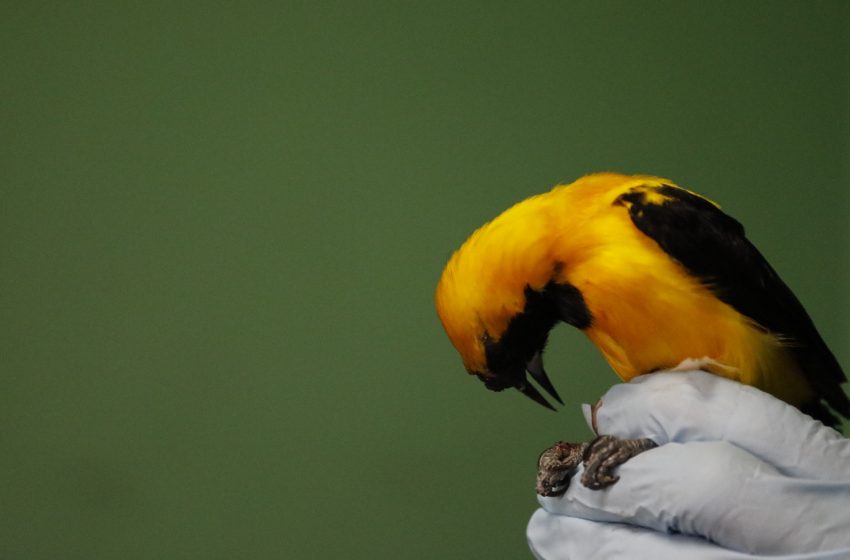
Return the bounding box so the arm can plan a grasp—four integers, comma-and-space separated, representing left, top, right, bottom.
516, 380, 556, 411
518, 351, 564, 410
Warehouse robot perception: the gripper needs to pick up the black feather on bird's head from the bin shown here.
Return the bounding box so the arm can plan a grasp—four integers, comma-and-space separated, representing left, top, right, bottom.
472, 283, 592, 410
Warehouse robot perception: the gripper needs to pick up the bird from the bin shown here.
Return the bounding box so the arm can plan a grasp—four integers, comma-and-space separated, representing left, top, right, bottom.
435, 172, 849, 429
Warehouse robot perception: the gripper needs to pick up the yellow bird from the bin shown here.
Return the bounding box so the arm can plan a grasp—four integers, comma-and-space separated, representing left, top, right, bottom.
435, 173, 849, 427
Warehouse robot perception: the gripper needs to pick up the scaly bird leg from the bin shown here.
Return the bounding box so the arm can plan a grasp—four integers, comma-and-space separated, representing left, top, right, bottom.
580, 435, 658, 490
536, 441, 589, 496
536, 436, 657, 495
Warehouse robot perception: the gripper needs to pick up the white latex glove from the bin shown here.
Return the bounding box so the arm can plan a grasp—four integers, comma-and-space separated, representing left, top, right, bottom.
527, 371, 850, 559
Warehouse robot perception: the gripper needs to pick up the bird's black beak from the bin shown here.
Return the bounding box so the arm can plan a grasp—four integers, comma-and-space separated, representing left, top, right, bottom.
516, 379, 556, 411
516, 351, 563, 410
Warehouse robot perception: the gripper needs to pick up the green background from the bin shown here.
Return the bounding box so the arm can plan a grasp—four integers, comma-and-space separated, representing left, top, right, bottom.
3, 2, 848, 558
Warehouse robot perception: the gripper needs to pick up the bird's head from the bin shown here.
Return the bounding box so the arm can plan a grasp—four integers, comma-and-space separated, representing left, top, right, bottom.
435, 190, 591, 410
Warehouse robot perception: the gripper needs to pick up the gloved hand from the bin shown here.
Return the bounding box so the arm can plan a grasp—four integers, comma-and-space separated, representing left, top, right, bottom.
527, 371, 850, 559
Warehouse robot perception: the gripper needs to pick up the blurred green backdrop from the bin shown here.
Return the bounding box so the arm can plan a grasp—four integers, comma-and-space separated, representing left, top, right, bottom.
2, 2, 848, 558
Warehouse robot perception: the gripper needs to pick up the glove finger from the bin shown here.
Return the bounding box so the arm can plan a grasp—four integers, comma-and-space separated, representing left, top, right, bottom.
593, 371, 850, 481
528, 507, 750, 560
538, 441, 850, 556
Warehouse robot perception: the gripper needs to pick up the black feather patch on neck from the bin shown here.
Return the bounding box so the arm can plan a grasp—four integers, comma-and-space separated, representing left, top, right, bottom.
482, 282, 591, 391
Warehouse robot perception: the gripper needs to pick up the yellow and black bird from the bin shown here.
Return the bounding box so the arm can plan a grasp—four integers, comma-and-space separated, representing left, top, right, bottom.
435, 173, 849, 427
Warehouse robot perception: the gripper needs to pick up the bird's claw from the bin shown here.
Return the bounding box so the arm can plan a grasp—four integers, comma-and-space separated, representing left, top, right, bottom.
580, 435, 658, 490
536, 441, 589, 496
536, 435, 658, 495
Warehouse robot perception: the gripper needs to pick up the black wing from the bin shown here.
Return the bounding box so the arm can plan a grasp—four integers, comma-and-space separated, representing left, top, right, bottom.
616, 184, 849, 423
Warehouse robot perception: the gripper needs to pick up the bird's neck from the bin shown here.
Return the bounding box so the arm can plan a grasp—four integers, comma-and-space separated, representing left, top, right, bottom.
489, 195, 564, 293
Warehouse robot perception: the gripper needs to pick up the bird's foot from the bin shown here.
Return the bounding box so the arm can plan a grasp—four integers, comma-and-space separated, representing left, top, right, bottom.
536, 441, 589, 496
536, 435, 658, 495
580, 435, 658, 490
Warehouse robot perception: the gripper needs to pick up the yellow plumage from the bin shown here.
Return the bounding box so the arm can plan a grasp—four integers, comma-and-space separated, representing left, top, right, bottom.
436, 173, 818, 409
